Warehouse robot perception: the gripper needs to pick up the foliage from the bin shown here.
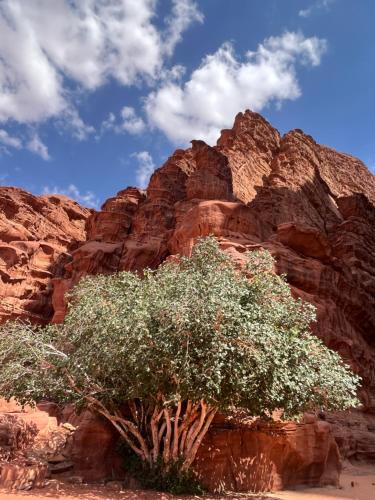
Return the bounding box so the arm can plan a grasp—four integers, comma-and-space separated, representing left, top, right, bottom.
0, 236, 361, 477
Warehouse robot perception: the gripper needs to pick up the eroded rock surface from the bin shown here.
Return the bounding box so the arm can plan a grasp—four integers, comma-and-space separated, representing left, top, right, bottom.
52, 111, 375, 404
0, 401, 46, 490
195, 414, 340, 493
1, 110, 375, 490
0, 401, 341, 492
0, 188, 90, 322
50, 111, 375, 471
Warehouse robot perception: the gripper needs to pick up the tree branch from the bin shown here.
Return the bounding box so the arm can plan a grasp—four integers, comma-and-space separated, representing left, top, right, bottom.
162, 408, 172, 464
172, 401, 181, 460
182, 407, 217, 471
184, 400, 207, 456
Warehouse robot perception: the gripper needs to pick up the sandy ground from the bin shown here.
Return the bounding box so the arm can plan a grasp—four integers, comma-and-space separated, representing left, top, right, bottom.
273, 463, 375, 500
0, 464, 374, 500
0, 483, 275, 500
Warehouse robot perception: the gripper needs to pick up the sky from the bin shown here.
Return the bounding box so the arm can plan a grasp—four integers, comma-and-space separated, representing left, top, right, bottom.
0, 0, 374, 208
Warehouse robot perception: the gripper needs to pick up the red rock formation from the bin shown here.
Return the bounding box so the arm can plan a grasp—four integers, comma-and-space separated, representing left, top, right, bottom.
59, 405, 123, 481
0, 188, 89, 323
0, 401, 49, 490
195, 415, 340, 493
50, 110, 375, 469
1, 110, 375, 490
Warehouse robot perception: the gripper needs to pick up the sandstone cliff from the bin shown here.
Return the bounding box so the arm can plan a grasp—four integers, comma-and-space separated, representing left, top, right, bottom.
51, 112, 375, 407
0, 110, 375, 487
0, 188, 89, 322
52, 111, 375, 463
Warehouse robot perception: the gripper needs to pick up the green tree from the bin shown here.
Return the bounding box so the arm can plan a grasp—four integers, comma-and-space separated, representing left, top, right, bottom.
0, 237, 360, 476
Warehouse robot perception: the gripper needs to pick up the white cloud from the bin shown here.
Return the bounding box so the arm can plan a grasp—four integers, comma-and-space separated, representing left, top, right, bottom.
0, 0, 202, 129
101, 106, 146, 136
0, 130, 22, 149
58, 108, 95, 141
0, 129, 52, 159
163, 0, 204, 56
299, 0, 335, 18
145, 32, 327, 145
121, 107, 146, 134
0, 3, 65, 123
27, 134, 50, 161
0, 129, 51, 160
42, 184, 99, 208
100, 113, 117, 135
131, 151, 156, 188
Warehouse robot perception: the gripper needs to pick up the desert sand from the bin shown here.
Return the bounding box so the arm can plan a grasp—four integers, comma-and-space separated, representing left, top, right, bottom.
273, 463, 375, 500
0, 464, 374, 499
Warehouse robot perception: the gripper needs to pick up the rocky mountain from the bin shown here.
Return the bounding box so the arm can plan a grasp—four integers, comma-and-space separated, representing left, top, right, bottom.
0, 110, 374, 490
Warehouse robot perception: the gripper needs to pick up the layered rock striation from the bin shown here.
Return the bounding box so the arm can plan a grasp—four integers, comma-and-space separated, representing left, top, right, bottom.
0, 188, 89, 322
51, 111, 375, 462
52, 112, 375, 402
1, 110, 375, 487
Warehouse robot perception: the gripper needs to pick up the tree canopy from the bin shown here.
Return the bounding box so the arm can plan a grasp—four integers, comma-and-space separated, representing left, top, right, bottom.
0, 237, 360, 473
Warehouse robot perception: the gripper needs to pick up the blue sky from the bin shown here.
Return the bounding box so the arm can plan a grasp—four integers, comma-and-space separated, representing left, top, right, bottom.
0, 0, 374, 208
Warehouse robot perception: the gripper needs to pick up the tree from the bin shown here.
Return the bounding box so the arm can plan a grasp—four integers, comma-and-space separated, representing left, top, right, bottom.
0, 237, 360, 476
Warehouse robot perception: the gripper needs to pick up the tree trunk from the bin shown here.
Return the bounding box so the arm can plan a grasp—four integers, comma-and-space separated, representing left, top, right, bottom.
88, 396, 217, 473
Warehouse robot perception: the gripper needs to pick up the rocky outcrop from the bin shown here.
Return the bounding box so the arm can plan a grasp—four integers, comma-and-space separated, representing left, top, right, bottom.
195, 414, 340, 493
50, 111, 375, 472
59, 405, 123, 481
0, 188, 89, 323
0, 402, 46, 490
0, 400, 122, 484
0, 110, 374, 491
51, 111, 375, 393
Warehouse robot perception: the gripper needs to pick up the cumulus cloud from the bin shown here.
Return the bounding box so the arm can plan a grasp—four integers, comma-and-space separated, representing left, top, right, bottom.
131, 151, 156, 188
0, 3, 64, 123
0, 130, 22, 150
58, 108, 95, 141
121, 107, 147, 134
27, 134, 50, 161
101, 106, 146, 136
299, 0, 335, 18
0, 0, 202, 130
42, 184, 99, 208
145, 32, 327, 145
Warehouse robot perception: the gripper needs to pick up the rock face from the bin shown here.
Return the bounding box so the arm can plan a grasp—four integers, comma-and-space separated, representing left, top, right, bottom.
0, 110, 375, 490
50, 111, 375, 470
52, 111, 375, 405
0, 188, 89, 323
0, 401, 47, 490
195, 415, 340, 493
